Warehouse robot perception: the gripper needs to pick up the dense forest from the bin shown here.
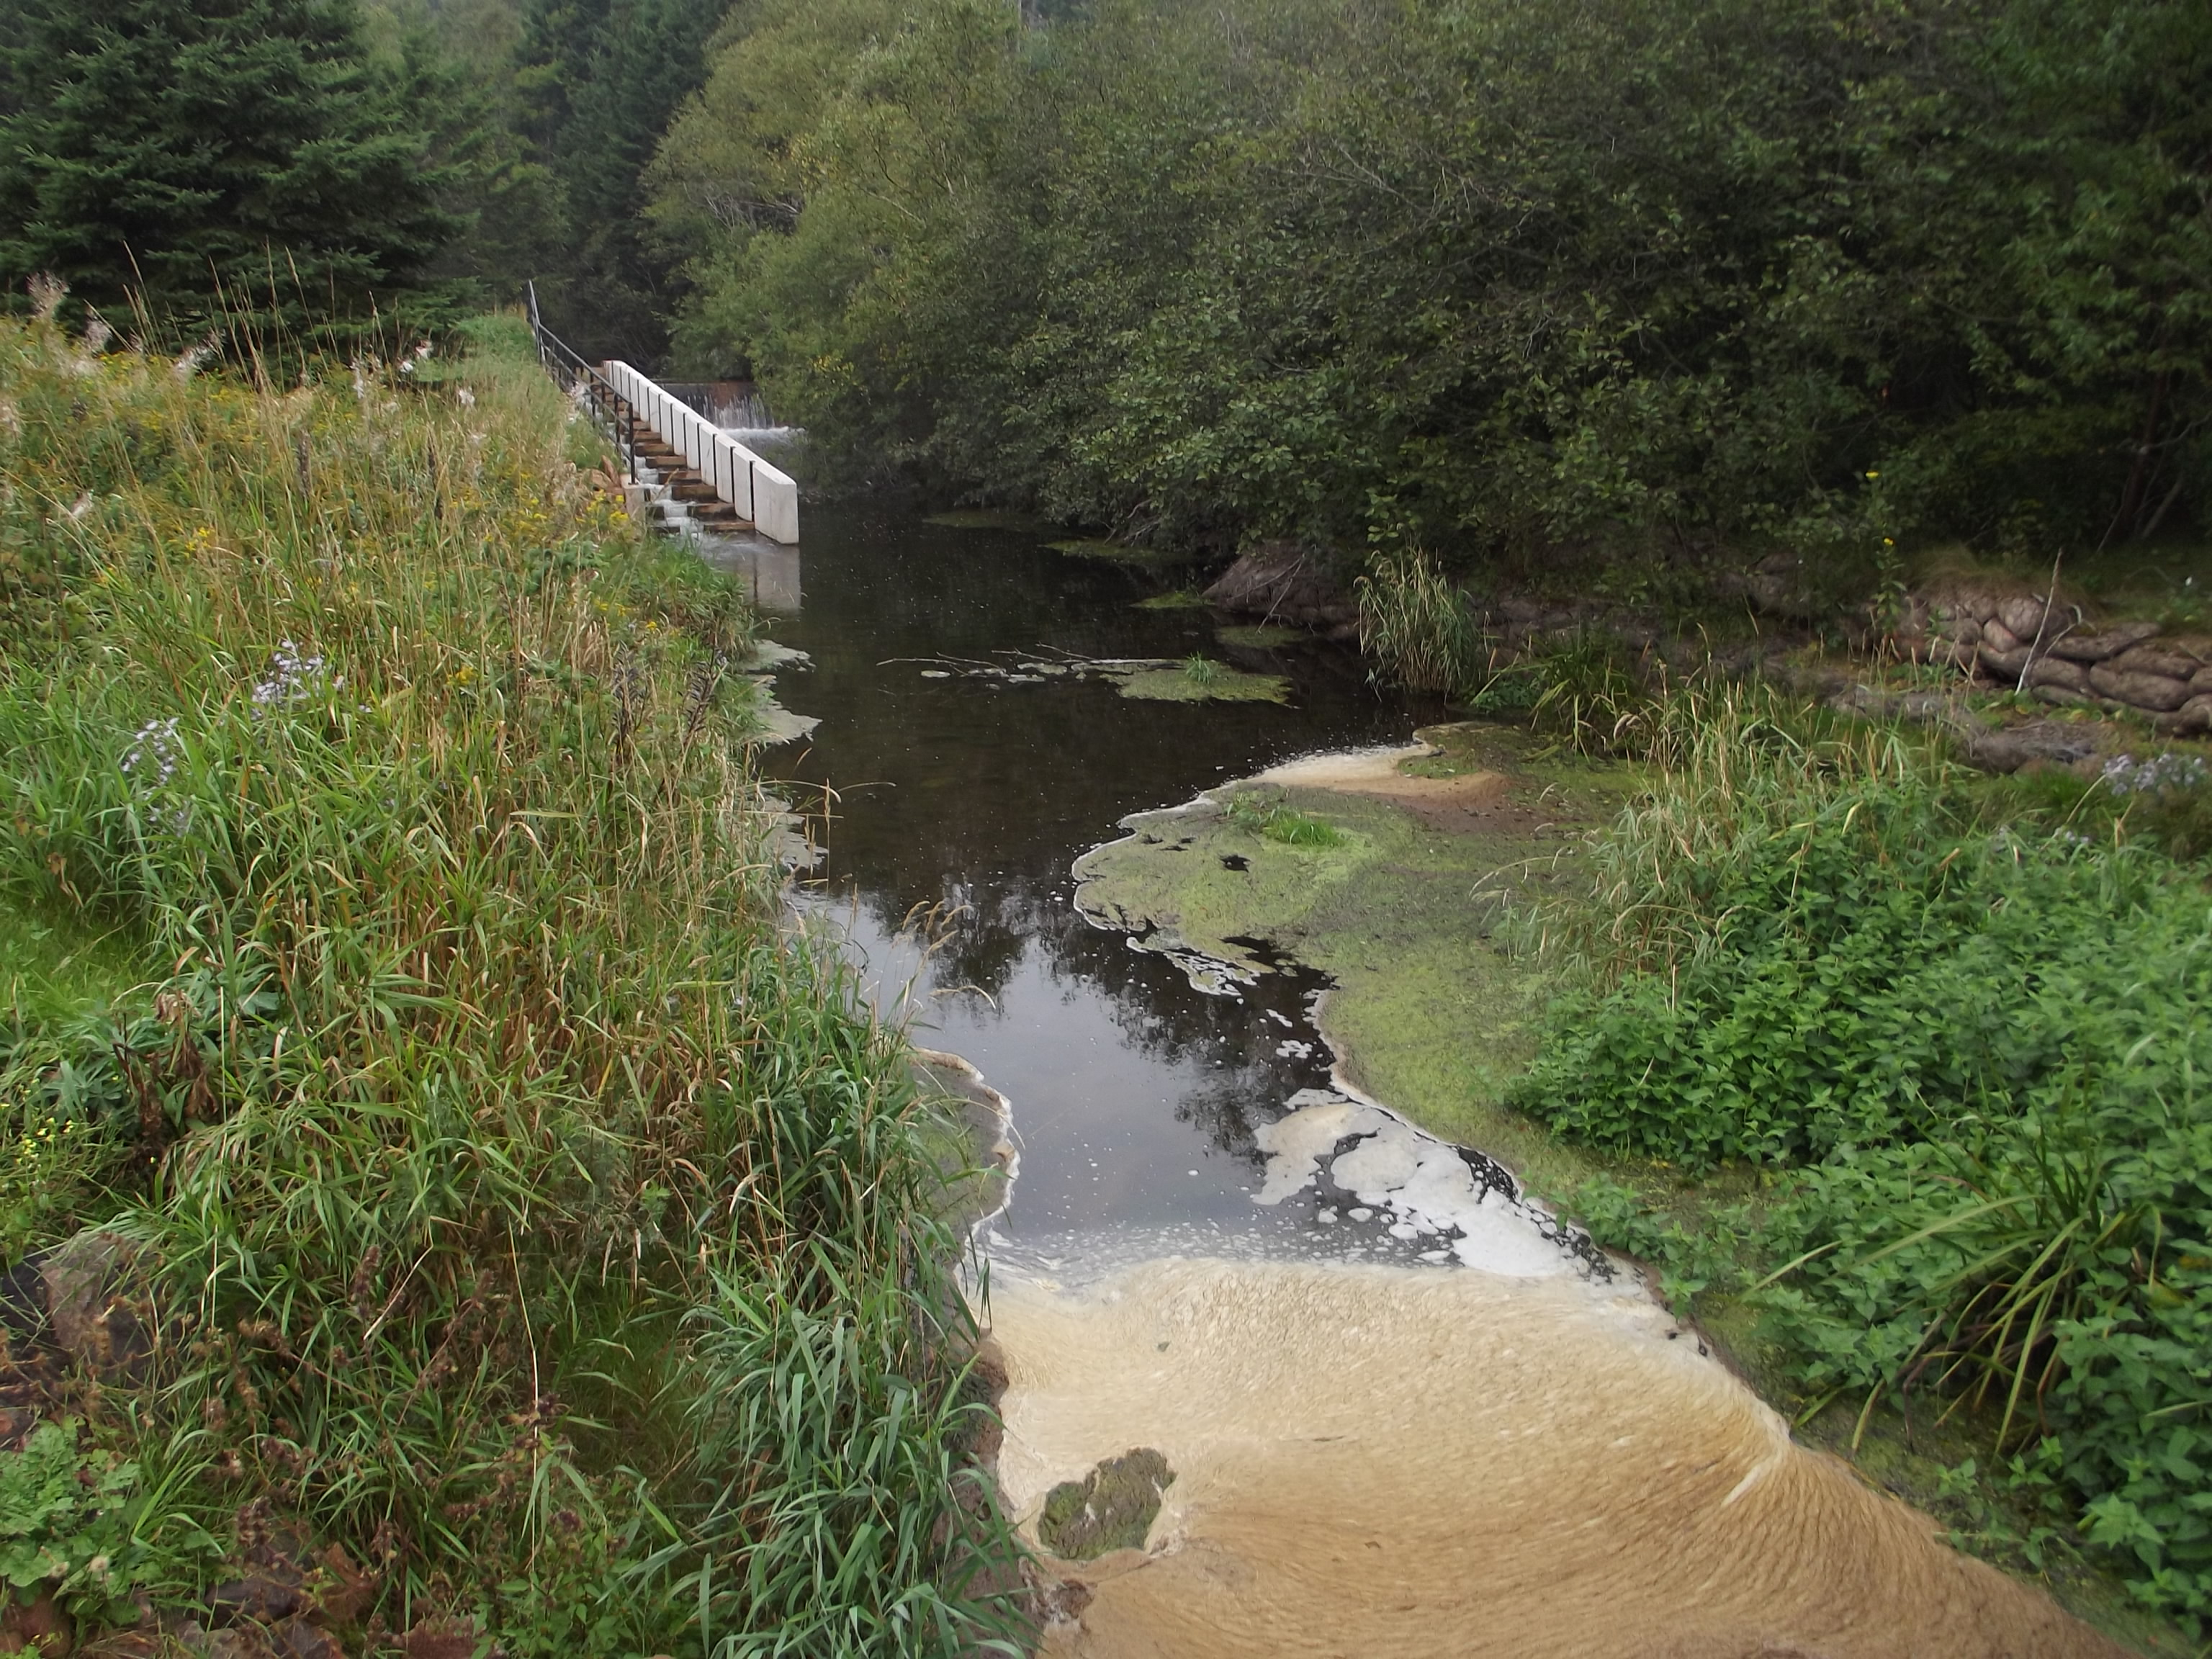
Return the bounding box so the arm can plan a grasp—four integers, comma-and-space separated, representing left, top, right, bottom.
1, 0, 2204, 587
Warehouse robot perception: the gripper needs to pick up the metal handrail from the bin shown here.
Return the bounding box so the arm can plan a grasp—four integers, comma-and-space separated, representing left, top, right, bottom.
526, 282, 639, 482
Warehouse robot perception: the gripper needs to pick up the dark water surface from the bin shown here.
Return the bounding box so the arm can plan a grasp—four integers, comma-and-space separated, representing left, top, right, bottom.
698, 507, 1444, 1267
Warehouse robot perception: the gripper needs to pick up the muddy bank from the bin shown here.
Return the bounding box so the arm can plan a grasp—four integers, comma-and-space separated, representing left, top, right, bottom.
986, 1257, 2121, 1659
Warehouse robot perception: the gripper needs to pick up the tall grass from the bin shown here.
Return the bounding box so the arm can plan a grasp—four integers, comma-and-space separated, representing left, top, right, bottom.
1353, 549, 1486, 694
0, 313, 1021, 1653
1552, 680, 1933, 983
1354, 552, 1663, 754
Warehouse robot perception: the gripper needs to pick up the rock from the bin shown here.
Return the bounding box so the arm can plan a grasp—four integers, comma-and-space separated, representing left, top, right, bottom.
1894, 616, 1979, 669
2107, 642, 2206, 680
1979, 619, 2023, 655
0, 1257, 47, 1346
967, 1340, 1008, 1404
1833, 684, 1958, 724
2155, 695, 2212, 737
2192, 665, 2212, 696
2046, 619, 2162, 662
1743, 552, 1821, 619
271, 1621, 339, 1659
1923, 581, 2002, 625
305, 1548, 372, 1630
2023, 655, 2089, 693
0, 1590, 73, 1655
2088, 663, 2193, 711
1201, 544, 1356, 630
397, 1622, 475, 1659
37, 1231, 151, 1385
2032, 685, 2091, 708
1996, 595, 2060, 641
1931, 613, 1982, 648
1036, 1447, 1174, 1560
207, 1573, 305, 1626
1960, 721, 2102, 774
1022, 1561, 1094, 1628
1977, 642, 2028, 680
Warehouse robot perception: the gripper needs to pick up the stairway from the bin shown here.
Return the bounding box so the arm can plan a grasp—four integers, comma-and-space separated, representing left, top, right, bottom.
631, 434, 748, 529
526, 284, 797, 543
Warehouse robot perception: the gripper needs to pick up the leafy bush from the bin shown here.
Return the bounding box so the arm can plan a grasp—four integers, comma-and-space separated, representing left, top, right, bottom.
1524, 687, 2212, 1628
0, 1421, 188, 1623
1524, 824, 2208, 1169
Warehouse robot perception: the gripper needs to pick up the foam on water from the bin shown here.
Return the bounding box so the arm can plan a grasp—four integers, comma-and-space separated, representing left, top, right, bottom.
986, 1256, 2123, 1659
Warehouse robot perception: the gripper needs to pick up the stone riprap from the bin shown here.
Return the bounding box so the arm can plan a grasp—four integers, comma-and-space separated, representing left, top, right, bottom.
1892, 585, 2212, 734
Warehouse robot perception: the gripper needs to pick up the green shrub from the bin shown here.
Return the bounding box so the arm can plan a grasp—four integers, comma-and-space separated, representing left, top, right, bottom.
0, 1421, 203, 1623
1524, 687, 2212, 1628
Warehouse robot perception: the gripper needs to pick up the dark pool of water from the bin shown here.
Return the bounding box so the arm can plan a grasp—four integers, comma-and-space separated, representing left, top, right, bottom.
696, 507, 1453, 1267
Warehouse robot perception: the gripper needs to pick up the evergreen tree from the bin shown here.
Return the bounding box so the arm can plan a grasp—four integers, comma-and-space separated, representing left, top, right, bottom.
0, 0, 459, 333
513, 0, 726, 364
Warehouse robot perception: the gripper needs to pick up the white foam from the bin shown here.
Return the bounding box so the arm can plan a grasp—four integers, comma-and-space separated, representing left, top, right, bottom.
1253, 1089, 1581, 1278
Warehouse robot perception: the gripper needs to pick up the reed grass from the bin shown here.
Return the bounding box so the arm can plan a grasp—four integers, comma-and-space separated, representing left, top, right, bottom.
0, 312, 1022, 1653
1353, 549, 1485, 695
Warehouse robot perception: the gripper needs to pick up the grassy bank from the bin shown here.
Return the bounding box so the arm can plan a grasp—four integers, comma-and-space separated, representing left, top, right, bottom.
0, 314, 1020, 1653
1514, 686, 2212, 1649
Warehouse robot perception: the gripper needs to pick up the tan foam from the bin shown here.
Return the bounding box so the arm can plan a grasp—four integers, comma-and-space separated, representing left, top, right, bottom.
986, 1257, 2120, 1659
1254, 745, 1518, 830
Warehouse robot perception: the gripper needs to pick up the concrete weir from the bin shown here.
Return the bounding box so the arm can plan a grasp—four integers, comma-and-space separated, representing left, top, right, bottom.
603, 359, 800, 544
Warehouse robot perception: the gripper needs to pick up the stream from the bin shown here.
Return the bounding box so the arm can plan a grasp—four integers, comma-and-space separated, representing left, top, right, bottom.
695, 508, 2121, 1659
701, 504, 1542, 1274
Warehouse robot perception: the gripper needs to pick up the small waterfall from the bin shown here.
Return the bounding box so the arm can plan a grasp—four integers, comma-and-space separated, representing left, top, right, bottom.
629, 459, 696, 540
723, 387, 776, 428
659, 379, 777, 431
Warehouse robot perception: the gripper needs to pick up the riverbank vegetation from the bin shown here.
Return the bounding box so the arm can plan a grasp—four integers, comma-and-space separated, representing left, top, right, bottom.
1515, 684, 2212, 1639
655, 0, 2208, 592
0, 311, 1019, 1653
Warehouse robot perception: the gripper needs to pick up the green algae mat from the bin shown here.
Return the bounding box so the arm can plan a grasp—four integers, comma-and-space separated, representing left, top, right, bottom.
1072, 722, 1637, 1193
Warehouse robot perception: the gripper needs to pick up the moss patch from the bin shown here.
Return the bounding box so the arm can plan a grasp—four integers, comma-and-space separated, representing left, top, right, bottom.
1215, 624, 1305, 649
1037, 1448, 1173, 1560
1072, 723, 1634, 1194
1134, 589, 1209, 611
1113, 665, 1287, 703
1046, 538, 1190, 572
